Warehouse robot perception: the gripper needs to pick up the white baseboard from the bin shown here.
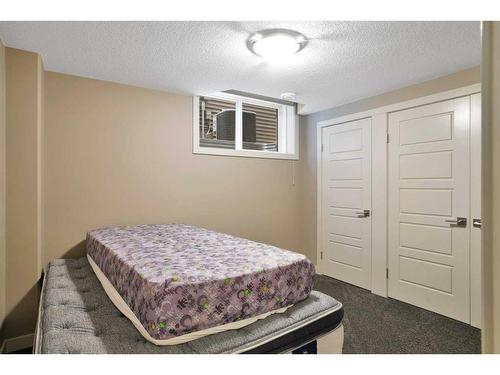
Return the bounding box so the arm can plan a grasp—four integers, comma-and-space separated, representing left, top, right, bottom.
1, 333, 34, 353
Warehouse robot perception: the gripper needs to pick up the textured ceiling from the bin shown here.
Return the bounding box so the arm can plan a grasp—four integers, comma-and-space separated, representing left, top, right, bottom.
0, 21, 480, 114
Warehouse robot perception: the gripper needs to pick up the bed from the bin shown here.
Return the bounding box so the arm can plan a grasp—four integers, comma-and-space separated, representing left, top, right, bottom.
34, 258, 344, 354
86, 224, 317, 345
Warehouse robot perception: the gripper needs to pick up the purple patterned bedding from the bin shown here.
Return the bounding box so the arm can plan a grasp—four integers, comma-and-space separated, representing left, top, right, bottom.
86, 224, 315, 341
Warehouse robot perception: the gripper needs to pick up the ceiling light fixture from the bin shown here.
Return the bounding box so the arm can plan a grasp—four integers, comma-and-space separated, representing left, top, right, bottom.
248, 29, 307, 60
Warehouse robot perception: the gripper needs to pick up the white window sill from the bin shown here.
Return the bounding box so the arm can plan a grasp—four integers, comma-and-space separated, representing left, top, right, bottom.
193, 146, 299, 160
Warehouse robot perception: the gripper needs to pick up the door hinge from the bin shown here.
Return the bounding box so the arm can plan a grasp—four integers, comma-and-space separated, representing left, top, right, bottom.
387, 133, 390, 144
320, 251, 323, 261
386, 268, 389, 279
321, 143, 324, 152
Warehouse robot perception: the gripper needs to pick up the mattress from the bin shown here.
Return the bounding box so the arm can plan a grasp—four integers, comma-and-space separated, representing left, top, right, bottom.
86, 224, 316, 345
35, 258, 344, 354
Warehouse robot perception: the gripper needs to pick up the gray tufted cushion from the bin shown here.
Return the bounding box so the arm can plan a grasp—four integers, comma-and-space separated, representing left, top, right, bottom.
37, 258, 341, 354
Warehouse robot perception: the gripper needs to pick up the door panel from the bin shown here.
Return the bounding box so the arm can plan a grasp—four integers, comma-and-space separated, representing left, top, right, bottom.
327, 158, 363, 180
327, 241, 363, 268
329, 129, 363, 152
399, 223, 452, 255
327, 214, 363, 239
388, 97, 470, 323
321, 118, 372, 289
399, 151, 452, 179
399, 189, 453, 216
399, 113, 453, 145
399, 256, 453, 293
328, 188, 362, 209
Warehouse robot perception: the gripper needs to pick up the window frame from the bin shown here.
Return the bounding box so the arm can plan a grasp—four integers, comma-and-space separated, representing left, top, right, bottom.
192, 92, 299, 160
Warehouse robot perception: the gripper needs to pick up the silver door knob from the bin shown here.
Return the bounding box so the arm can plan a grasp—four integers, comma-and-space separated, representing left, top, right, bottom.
356, 210, 370, 218
445, 217, 467, 227
473, 218, 482, 228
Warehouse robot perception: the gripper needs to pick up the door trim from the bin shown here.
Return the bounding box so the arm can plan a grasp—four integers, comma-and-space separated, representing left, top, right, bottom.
316, 84, 481, 298
470, 93, 482, 328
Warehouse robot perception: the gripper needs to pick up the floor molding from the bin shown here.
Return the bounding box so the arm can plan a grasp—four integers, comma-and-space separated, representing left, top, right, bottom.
2, 333, 34, 353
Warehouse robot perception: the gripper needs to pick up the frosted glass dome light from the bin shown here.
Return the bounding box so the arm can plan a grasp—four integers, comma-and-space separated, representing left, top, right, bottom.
249, 29, 307, 60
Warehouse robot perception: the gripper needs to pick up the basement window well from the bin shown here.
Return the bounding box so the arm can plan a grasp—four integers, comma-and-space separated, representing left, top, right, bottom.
193, 92, 298, 160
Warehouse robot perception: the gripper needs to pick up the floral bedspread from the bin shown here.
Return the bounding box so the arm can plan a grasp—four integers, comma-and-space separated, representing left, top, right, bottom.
86, 224, 315, 341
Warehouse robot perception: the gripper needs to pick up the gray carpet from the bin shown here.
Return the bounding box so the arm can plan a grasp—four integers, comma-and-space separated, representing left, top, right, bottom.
314, 275, 481, 354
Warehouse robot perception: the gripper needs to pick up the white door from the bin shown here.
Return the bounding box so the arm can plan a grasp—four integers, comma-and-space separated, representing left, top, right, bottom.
388, 97, 470, 323
321, 118, 372, 289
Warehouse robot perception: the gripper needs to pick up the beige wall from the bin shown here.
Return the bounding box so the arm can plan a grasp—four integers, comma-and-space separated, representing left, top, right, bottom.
0, 40, 6, 335
301, 66, 480, 264
44, 72, 305, 263
0, 45, 483, 345
481, 21, 500, 354
3, 47, 44, 339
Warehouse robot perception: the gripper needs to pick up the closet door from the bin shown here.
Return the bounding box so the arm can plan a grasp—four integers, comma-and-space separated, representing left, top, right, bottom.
388, 97, 470, 323
321, 118, 372, 289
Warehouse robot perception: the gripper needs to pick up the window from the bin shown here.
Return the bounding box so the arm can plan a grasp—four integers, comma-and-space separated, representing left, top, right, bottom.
193, 92, 298, 159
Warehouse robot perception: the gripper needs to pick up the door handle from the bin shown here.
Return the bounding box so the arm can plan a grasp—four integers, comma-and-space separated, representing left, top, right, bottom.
445, 217, 467, 227
356, 210, 370, 218
473, 218, 482, 228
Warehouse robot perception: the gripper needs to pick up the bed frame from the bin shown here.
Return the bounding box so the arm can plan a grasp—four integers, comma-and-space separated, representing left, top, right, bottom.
35, 258, 344, 354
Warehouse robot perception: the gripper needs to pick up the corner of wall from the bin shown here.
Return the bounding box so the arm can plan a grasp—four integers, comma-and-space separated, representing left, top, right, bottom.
0, 38, 6, 342
36, 53, 44, 278
299, 114, 318, 265
3, 46, 44, 343
480, 20, 500, 354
